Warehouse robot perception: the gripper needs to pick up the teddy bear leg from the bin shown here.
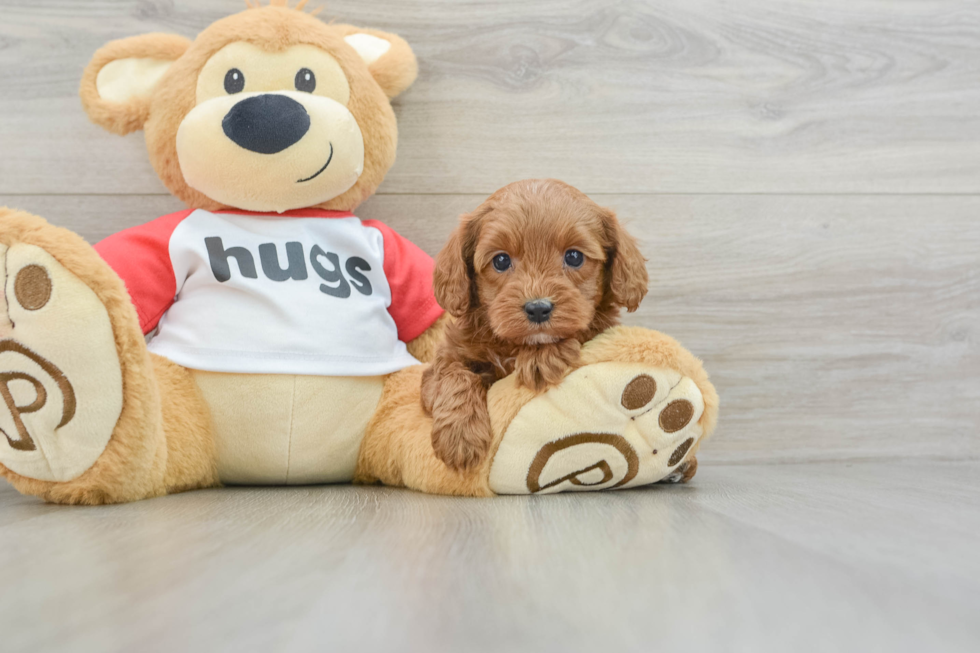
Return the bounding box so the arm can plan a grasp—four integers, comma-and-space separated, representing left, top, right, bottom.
355, 326, 718, 497
0, 209, 218, 504
354, 365, 494, 497
486, 326, 719, 494
150, 354, 220, 495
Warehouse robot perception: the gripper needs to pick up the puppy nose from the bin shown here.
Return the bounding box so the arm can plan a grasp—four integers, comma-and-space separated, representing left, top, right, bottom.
524, 299, 554, 324
222, 94, 311, 154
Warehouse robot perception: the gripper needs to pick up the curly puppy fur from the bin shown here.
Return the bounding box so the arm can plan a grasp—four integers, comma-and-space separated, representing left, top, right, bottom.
421, 179, 649, 471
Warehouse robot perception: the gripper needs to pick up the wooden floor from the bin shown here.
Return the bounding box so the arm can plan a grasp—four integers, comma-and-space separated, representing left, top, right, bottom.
0, 1, 978, 651
2, 462, 978, 652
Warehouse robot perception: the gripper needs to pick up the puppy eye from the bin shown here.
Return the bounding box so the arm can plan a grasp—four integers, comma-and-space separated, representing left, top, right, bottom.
224, 68, 245, 94
492, 253, 512, 272
564, 249, 585, 268
295, 68, 316, 93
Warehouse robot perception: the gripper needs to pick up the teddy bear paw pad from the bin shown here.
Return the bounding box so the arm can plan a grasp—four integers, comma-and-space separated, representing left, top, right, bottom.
488, 362, 704, 494
0, 243, 123, 482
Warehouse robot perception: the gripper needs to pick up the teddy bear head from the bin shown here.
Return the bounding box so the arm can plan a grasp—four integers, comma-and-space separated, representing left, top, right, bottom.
80, 0, 417, 213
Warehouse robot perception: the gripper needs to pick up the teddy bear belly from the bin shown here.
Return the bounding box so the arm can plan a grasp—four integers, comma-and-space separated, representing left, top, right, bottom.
190, 370, 386, 485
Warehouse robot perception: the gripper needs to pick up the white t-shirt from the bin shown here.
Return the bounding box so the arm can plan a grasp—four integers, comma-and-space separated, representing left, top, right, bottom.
95, 208, 444, 376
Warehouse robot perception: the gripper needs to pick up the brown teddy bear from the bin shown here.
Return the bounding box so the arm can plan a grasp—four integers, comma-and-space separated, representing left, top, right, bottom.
0, 1, 718, 504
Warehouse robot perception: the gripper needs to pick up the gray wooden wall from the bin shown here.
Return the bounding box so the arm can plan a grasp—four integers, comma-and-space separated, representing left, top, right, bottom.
1, 0, 977, 465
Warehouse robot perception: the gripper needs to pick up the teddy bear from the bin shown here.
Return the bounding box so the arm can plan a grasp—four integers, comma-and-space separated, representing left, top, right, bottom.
0, 1, 718, 504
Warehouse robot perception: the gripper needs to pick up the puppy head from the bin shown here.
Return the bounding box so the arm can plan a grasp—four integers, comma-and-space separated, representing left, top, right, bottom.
433, 179, 648, 345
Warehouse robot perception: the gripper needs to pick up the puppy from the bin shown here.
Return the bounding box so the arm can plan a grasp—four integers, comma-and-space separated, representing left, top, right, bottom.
421, 179, 648, 471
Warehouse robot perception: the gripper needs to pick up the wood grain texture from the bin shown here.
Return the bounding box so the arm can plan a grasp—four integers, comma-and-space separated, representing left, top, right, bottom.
3, 192, 977, 464
1, 0, 980, 195
0, 462, 977, 653
1, 3, 979, 650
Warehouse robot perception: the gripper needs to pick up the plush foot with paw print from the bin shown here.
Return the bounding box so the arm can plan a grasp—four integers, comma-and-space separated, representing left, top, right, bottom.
0, 209, 219, 504
355, 326, 718, 496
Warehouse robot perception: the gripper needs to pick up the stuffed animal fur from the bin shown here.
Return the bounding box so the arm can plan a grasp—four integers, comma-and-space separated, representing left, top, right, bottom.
0, 1, 717, 504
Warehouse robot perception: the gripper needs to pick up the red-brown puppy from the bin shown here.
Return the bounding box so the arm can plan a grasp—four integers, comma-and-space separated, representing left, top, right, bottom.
421, 179, 649, 471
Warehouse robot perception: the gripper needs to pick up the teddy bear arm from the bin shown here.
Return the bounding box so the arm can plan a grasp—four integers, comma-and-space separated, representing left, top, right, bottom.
360, 326, 718, 497
405, 312, 450, 363
94, 210, 196, 334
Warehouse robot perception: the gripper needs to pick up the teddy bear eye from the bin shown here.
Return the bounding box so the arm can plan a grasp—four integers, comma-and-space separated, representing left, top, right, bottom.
295, 68, 316, 93
492, 253, 512, 272
564, 249, 584, 268
224, 68, 245, 94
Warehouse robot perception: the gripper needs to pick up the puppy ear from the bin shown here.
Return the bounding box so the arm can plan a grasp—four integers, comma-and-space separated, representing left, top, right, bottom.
601, 208, 648, 312
433, 212, 482, 318
336, 26, 418, 99
80, 34, 191, 135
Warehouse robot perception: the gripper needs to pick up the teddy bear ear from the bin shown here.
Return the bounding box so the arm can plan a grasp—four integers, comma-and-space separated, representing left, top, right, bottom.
337, 26, 418, 99
80, 33, 191, 136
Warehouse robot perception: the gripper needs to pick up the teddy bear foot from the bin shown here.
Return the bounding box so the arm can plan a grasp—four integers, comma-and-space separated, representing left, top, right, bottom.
488, 363, 707, 494
485, 326, 718, 495
0, 221, 125, 485
0, 210, 222, 505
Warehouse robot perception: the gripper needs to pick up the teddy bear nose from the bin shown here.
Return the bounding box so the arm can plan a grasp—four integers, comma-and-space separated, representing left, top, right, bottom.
524, 299, 554, 324
222, 94, 311, 154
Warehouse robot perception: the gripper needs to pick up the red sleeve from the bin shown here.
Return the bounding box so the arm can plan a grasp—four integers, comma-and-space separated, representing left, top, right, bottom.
362, 219, 444, 343
94, 209, 194, 335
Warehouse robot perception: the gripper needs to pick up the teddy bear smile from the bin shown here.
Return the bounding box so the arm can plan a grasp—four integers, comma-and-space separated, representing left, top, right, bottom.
297, 142, 334, 183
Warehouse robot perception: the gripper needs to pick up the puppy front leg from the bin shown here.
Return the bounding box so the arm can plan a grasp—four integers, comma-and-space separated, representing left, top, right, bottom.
515, 338, 582, 392
422, 357, 493, 472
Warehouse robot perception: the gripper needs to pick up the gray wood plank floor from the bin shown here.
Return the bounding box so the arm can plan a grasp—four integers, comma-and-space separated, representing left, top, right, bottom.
1, 462, 978, 653
0, 1, 978, 651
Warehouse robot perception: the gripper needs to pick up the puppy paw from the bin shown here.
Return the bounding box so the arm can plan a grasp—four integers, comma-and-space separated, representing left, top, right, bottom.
515, 339, 581, 392
431, 408, 493, 472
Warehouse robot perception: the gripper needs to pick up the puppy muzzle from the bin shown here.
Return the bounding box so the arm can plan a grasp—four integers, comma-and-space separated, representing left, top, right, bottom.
524, 299, 553, 324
